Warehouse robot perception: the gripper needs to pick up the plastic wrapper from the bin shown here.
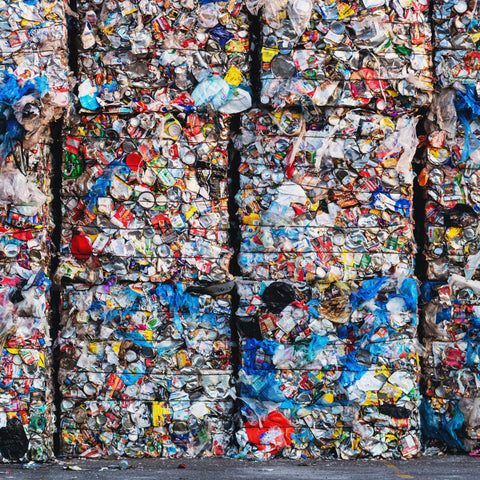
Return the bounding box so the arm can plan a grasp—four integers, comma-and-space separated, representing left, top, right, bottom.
56, 281, 235, 457
253, 0, 432, 110
235, 276, 422, 459
420, 275, 480, 452
59, 111, 232, 284
236, 108, 417, 281
75, 0, 251, 113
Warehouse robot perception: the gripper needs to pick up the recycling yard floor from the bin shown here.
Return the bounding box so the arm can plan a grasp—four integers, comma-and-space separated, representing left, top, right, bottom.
3, 456, 480, 480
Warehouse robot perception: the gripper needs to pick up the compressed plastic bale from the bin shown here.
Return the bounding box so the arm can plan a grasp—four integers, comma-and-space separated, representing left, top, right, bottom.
0, 266, 54, 462
56, 281, 236, 457
252, 0, 433, 110
235, 276, 421, 459
59, 395, 236, 458
75, 0, 251, 113
422, 85, 480, 280
57, 282, 233, 372
420, 275, 480, 452
0, 0, 69, 156
420, 8, 480, 450
433, 0, 480, 87
236, 372, 421, 460
59, 0, 244, 461
59, 111, 232, 284
236, 108, 418, 281
0, 105, 61, 461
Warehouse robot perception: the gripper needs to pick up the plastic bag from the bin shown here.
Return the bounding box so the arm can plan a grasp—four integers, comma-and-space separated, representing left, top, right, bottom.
285, 0, 312, 36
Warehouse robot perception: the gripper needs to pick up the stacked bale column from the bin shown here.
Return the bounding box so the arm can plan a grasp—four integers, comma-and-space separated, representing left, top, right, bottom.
235, 0, 432, 459
420, 0, 480, 453
0, 0, 68, 462
56, 0, 250, 458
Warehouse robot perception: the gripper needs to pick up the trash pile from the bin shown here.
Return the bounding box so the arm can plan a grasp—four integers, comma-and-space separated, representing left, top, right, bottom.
419, 2, 480, 453
233, 0, 430, 459
3, 0, 480, 461
0, 0, 69, 463
55, 0, 252, 458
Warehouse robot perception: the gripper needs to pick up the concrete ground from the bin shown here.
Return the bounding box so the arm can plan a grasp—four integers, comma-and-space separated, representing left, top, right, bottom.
2, 456, 480, 480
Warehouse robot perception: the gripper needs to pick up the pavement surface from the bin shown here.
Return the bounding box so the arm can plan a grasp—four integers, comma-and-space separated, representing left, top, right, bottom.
2, 455, 480, 480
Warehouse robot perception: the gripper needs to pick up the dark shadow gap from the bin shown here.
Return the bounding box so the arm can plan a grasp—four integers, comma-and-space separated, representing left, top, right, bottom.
50, 0, 79, 456
49, 117, 63, 458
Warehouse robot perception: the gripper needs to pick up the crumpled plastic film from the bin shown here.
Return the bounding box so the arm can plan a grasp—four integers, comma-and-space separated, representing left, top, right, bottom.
59, 112, 232, 284
235, 276, 422, 459
55, 281, 236, 457
236, 108, 418, 281
252, 0, 433, 110
420, 275, 480, 453
75, 0, 251, 113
